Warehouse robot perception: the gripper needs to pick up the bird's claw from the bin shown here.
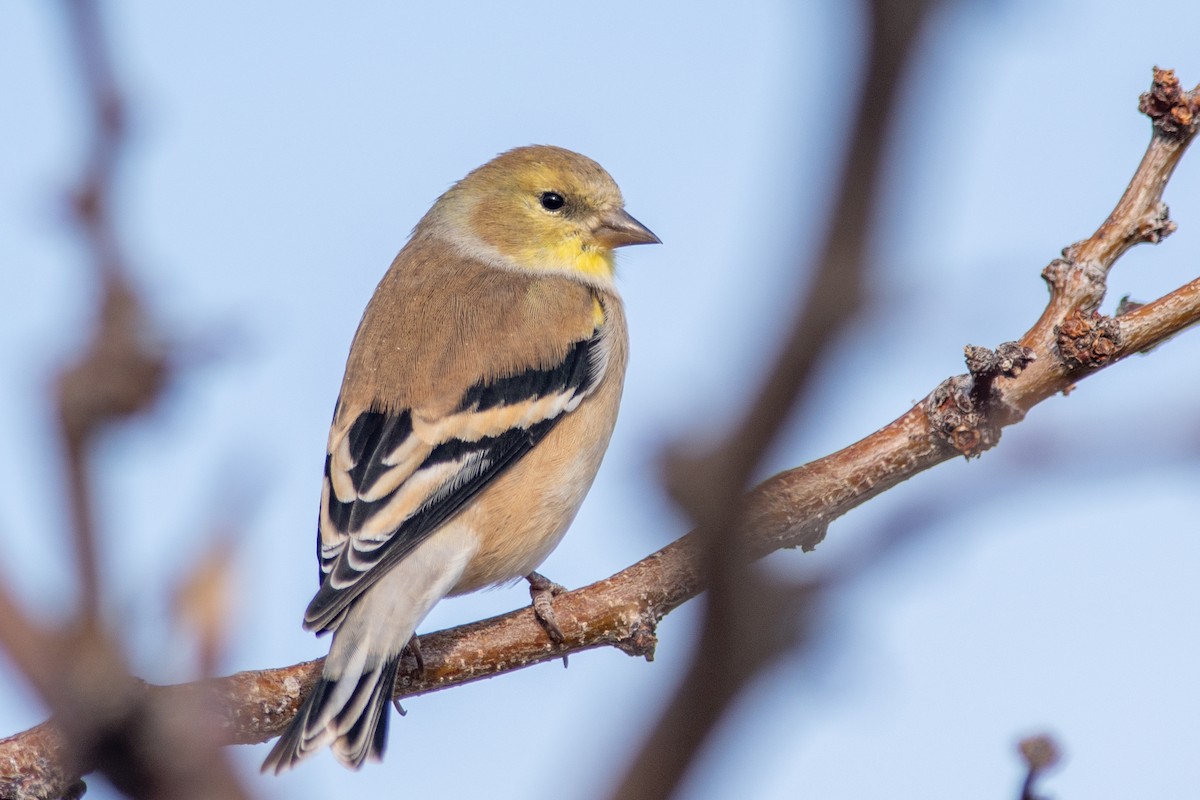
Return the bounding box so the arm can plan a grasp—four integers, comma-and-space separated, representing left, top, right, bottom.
527, 571, 569, 667
401, 633, 425, 675
392, 634, 425, 717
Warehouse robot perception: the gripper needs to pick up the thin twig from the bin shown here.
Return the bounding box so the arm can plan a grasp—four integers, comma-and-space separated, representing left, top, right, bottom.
1017, 734, 1063, 800
60, 0, 126, 618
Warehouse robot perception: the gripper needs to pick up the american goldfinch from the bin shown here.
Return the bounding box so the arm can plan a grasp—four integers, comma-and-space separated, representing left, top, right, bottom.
262, 145, 658, 773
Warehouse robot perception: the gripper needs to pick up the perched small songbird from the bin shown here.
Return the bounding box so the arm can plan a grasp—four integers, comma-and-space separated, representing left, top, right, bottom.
262, 145, 658, 773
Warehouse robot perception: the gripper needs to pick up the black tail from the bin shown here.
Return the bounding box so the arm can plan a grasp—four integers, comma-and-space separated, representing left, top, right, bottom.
261, 656, 400, 774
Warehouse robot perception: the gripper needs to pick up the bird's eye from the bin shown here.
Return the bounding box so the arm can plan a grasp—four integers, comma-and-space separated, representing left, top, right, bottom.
540, 191, 566, 211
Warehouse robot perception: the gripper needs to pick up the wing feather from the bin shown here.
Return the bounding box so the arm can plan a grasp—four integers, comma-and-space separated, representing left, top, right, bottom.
304, 330, 606, 633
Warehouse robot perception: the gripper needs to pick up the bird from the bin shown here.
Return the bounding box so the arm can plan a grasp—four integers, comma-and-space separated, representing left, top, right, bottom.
262, 145, 659, 773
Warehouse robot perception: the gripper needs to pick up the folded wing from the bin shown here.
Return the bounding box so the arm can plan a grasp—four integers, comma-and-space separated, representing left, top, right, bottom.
304, 329, 606, 633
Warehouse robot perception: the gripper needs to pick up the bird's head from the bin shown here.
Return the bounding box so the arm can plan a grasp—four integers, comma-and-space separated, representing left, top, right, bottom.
422, 145, 659, 286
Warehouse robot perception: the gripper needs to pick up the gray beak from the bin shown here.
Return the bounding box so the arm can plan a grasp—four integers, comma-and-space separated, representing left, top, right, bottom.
592, 209, 661, 249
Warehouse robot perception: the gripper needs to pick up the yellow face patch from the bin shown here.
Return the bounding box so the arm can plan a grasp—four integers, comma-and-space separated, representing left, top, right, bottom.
554, 237, 614, 280
516, 236, 615, 281
591, 295, 605, 329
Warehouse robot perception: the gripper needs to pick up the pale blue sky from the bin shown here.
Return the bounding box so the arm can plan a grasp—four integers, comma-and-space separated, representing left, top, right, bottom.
3, 2, 1199, 798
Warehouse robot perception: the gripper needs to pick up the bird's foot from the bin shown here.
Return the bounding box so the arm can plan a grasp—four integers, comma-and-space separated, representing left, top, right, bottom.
393, 635, 425, 717
401, 633, 425, 675
527, 571, 569, 667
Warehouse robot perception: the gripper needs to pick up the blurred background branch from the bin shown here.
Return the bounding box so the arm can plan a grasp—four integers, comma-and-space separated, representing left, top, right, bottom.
1017, 733, 1063, 800
616, 1, 941, 796
0, 3, 246, 799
